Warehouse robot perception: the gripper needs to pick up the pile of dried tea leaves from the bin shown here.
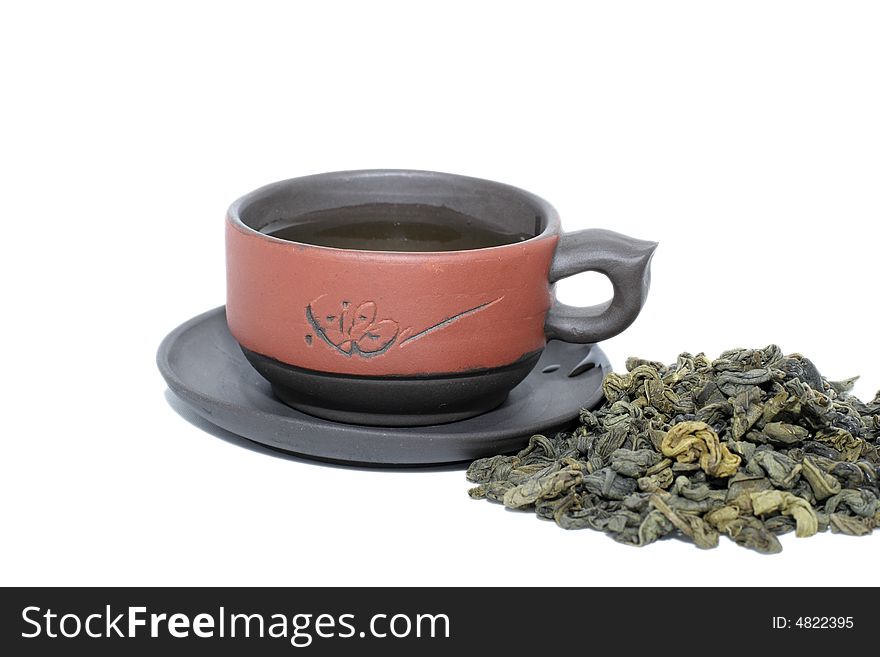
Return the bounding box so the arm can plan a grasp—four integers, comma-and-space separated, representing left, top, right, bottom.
467, 345, 880, 553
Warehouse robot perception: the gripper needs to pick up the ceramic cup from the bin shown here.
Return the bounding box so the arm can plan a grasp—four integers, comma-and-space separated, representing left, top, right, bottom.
226, 170, 656, 426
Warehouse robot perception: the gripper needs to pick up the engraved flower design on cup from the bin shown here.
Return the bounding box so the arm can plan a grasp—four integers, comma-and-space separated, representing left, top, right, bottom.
306, 295, 505, 358
306, 296, 400, 357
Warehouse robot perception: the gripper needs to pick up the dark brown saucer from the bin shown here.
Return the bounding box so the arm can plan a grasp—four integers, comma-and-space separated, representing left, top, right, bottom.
157, 307, 611, 466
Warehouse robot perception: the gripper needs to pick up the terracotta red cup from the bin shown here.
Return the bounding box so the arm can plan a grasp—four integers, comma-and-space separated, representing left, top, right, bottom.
226, 170, 656, 426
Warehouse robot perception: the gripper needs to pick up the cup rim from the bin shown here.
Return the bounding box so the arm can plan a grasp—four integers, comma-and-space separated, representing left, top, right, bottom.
226, 169, 561, 256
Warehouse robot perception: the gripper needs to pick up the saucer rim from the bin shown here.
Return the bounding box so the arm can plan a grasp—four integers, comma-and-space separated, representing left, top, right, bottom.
157, 306, 611, 466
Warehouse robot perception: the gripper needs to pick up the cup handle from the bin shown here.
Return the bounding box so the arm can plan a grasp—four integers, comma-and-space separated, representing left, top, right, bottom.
544, 228, 658, 343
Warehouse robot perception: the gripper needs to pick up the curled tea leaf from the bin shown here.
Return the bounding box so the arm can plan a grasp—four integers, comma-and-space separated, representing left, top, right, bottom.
815, 428, 863, 462
731, 386, 764, 439
800, 456, 841, 501
502, 468, 583, 509
828, 513, 873, 536
750, 490, 818, 538
824, 489, 879, 518
762, 422, 809, 446
751, 450, 802, 489
650, 494, 719, 549
466, 454, 520, 484
705, 506, 782, 554
610, 448, 662, 478
661, 421, 741, 478
467, 344, 880, 554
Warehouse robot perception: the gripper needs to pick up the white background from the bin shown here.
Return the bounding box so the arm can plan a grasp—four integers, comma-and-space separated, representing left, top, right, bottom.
2, 1, 878, 586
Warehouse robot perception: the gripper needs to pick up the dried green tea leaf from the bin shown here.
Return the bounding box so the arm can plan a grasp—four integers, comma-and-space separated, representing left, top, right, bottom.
610, 448, 662, 478
635, 510, 676, 546
800, 456, 841, 501
661, 421, 741, 478
467, 344, 880, 554
468, 481, 514, 502
829, 376, 860, 396
815, 428, 863, 462
751, 450, 802, 489
824, 489, 879, 518
637, 467, 674, 492
763, 422, 809, 446
828, 513, 873, 536
750, 490, 818, 538
706, 505, 783, 554
466, 454, 520, 484
731, 386, 764, 439
650, 494, 719, 549
726, 473, 772, 501
582, 468, 638, 500
502, 468, 583, 509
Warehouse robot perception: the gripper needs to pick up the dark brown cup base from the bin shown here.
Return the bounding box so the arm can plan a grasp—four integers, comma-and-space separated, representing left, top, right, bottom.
157, 307, 612, 465
241, 347, 542, 427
